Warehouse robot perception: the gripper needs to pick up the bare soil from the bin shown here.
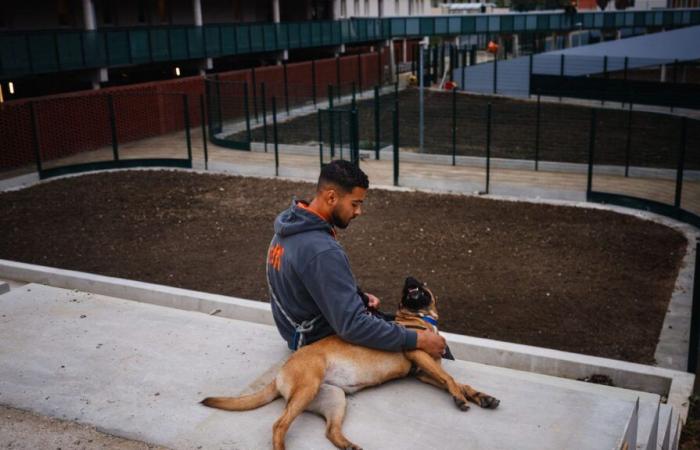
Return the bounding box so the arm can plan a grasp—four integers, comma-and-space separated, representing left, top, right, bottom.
0, 170, 687, 365
234, 89, 700, 170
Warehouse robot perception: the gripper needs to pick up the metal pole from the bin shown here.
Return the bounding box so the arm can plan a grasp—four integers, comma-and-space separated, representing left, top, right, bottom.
243, 83, 252, 145
493, 55, 498, 95
261, 82, 268, 153
357, 53, 363, 93
328, 85, 335, 158
602, 56, 608, 106
528, 53, 533, 98
29, 102, 43, 174
199, 94, 209, 170
374, 85, 380, 160
485, 103, 492, 194
272, 96, 279, 176
108, 95, 119, 161
318, 109, 324, 168
674, 117, 687, 209
535, 92, 541, 171
452, 87, 457, 166
393, 107, 399, 186
251, 67, 258, 123
624, 101, 632, 177
419, 44, 425, 154
352, 82, 356, 110
461, 47, 466, 89
183, 94, 192, 163
351, 109, 359, 166
587, 109, 597, 194
336, 55, 341, 98
312, 59, 317, 106
283, 60, 290, 115
688, 241, 700, 373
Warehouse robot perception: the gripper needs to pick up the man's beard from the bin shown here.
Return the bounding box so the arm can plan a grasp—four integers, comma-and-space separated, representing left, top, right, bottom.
331, 210, 350, 229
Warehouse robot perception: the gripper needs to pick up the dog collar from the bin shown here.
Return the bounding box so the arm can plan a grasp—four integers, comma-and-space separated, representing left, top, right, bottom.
421, 316, 438, 327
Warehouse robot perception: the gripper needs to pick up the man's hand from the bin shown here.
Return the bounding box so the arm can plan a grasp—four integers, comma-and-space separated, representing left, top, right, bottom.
365, 293, 381, 309
415, 330, 446, 359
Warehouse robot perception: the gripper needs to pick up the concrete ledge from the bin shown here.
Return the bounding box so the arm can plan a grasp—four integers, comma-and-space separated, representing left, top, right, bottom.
0, 258, 693, 422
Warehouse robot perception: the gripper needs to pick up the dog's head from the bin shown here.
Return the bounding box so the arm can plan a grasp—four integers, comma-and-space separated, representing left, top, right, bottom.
399, 276, 438, 316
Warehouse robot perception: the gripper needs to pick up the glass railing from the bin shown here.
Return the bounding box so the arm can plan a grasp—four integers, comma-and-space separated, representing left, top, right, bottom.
1, 9, 698, 78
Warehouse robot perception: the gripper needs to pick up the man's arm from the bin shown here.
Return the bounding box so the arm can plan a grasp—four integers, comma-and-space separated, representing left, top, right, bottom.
301, 249, 417, 352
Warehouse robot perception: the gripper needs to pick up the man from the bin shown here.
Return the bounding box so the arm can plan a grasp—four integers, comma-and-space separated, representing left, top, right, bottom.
267, 160, 446, 358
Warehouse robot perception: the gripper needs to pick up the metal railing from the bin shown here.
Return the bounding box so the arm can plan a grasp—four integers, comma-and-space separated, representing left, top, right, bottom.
2, 9, 699, 79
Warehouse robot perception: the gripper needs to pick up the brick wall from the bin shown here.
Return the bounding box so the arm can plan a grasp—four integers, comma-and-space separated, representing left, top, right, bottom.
0, 50, 389, 171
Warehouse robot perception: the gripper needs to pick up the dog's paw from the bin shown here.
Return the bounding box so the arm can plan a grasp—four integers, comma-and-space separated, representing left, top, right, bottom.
476, 394, 500, 409
344, 445, 362, 450
453, 397, 471, 411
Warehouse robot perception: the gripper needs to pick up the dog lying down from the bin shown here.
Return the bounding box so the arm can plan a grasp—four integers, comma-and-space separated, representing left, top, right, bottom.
201, 277, 500, 450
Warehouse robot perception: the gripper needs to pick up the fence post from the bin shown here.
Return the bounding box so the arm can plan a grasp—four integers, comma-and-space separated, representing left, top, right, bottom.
377, 45, 382, 85
107, 95, 119, 161
587, 108, 597, 195
412, 44, 416, 76
461, 47, 466, 89
493, 55, 498, 95
674, 117, 687, 209
393, 107, 399, 186
351, 109, 359, 166
312, 59, 317, 106
535, 91, 541, 171
328, 85, 335, 158
261, 82, 268, 153
624, 102, 633, 177
272, 96, 279, 177
352, 82, 356, 110
199, 94, 209, 170
432, 45, 438, 84
214, 75, 223, 134
318, 109, 324, 169
336, 55, 341, 97
183, 94, 192, 163
440, 43, 445, 81
452, 87, 457, 166
485, 102, 492, 194
357, 53, 363, 93
528, 53, 533, 98
283, 60, 290, 115
374, 86, 380, 160
251, 66, 258, 123
243, 83, 252, 145
602, 56, 608, 105
29, 102, 43, 174
688, 242, 700, 373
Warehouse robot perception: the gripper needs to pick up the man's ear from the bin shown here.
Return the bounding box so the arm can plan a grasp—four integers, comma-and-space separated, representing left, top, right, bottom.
325, 188, 340, 206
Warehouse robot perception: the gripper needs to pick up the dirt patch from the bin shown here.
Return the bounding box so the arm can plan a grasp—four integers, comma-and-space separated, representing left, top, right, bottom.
233, 89, 700, 169
0, 170, 687, 365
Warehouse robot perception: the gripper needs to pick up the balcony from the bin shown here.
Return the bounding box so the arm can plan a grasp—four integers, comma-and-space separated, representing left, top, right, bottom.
1, 9, 698, 79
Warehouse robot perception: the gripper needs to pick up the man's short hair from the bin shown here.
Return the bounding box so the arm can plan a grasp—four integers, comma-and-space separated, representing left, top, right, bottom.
318, 160, 369, 193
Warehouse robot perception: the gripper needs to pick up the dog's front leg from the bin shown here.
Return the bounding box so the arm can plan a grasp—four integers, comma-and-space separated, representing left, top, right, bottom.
405, 350, 470, 411
415, 372, 500, 410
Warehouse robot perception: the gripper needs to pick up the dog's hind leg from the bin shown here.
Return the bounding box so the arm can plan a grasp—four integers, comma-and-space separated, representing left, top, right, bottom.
273, 380, 321, 450
307, 384, 362, 450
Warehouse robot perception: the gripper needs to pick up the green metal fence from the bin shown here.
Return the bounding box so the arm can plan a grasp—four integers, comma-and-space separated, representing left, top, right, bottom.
3, 9, 699, 79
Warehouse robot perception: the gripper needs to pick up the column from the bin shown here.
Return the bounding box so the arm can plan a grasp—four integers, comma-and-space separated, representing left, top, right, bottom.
512, 33, 520, 58
193, 0, 212, 75
272, 0, 288, 63
82, 0, 108, 89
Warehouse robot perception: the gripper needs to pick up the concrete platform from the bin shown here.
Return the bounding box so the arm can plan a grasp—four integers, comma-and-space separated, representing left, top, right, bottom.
0, 283, 680, 450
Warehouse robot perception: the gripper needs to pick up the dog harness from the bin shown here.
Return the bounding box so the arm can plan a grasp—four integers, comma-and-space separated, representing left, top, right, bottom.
266, 237, 322, 351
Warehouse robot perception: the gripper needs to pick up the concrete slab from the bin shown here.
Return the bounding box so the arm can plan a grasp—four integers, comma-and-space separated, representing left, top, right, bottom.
0, 283, 656, 450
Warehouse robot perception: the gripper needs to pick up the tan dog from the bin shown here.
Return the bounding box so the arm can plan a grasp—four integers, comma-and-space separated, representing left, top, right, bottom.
201, 277, 499, 450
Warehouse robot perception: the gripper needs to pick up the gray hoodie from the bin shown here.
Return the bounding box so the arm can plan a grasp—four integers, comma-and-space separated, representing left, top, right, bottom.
267, 199, 417, 352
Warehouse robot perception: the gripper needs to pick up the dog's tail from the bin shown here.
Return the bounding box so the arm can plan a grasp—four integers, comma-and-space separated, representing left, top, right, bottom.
200, 380, 279, 411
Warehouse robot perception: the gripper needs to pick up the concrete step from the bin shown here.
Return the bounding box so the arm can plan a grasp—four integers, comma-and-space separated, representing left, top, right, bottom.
0, 283, 672, 450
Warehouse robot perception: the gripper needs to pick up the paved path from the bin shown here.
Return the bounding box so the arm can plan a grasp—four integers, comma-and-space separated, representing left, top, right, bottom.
0, 283, 663, 450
